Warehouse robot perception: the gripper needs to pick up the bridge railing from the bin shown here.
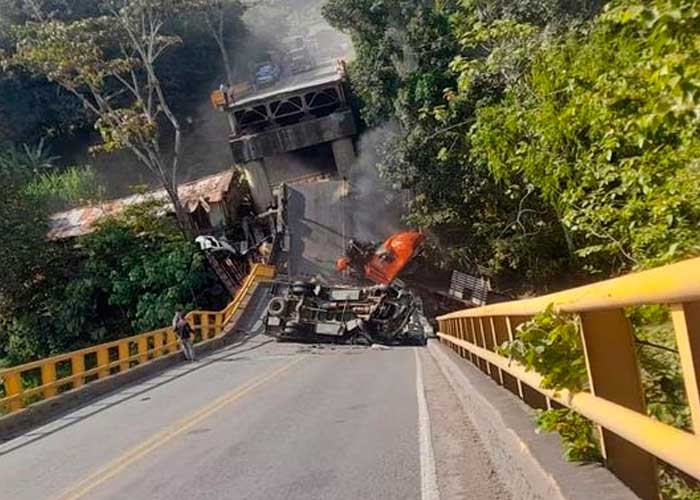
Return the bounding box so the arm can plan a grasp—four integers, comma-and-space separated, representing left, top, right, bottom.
437, 257, 700, 500
0, 264, 276, 416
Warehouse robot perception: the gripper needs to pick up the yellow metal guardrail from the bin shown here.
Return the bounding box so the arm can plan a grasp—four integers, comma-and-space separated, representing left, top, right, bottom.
0, 263, 276, 416
437, 257, 700, 500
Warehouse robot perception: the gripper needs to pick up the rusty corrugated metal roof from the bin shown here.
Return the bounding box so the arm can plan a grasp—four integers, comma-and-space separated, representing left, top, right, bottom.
48, 170, 236, 240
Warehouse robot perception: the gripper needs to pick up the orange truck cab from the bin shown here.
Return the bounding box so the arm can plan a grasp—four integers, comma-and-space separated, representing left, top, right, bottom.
336, 231, 425, 285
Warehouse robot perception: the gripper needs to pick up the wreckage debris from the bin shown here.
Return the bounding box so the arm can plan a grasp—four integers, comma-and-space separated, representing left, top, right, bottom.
263, 281, 426, 346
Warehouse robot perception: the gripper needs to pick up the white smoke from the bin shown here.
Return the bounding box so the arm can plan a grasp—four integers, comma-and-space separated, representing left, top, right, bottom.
343, 122, 408, 242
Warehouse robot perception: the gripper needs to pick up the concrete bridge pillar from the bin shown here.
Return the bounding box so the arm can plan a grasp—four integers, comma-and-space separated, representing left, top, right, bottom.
240, 159, 274, 213
331, 138, 356, 178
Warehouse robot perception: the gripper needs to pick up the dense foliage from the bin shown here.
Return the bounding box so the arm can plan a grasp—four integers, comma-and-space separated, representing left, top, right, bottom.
0, 184, 221, 365
471, 0, 700, 272
326, 0, 700, 287
324, 0, 601, 286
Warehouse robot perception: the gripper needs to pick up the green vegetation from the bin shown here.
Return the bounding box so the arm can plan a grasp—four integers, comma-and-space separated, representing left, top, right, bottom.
498, 306, 587, 392
471, 0, 700, 273
0, 0, 246, 146
325, 0, 700, 285
535, 408, 602, 463
2, 1, 245, 236
0, 0, 248, 364
0, 179, 221, 365
498, 307, 602, 463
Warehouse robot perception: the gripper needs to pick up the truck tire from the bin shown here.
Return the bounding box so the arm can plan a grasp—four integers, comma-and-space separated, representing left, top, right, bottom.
267, 297, 286, 317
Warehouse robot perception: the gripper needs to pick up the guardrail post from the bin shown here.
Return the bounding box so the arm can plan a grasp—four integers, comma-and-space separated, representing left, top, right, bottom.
201, 314, 210, 340
170, 331, 180, 354
505, 317, 525, 399
466, 319, 478, 363
153, 333, 164, 359
215, 313, 223, 336
96, 348, 110, 379
138, 337, 148, 364
478, 318, 495, 378
4, 371, 23, 412
72, 354, 85, 388
579, 309, 659, 499
483, 317, 500, 382
41, 362, 58, 398
453, 319, 462, 357
671, 301, 700, 434
491, 316, 516, 390
118, 342, 130, 372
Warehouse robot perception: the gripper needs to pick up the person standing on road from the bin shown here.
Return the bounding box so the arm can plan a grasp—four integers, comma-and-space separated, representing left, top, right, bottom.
173, 311, 196, 361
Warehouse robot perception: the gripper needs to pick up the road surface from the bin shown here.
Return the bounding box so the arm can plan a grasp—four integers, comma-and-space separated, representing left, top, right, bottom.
0, 333, 508, 499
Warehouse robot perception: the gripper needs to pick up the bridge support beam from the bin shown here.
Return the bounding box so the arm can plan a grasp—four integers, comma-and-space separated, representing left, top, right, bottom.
331, 137, 356, 178
240, 160, 273, 212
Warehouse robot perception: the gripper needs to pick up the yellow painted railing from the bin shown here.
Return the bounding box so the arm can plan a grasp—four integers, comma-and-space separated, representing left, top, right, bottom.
0, 263, 275, 416
437, 257, 700, 500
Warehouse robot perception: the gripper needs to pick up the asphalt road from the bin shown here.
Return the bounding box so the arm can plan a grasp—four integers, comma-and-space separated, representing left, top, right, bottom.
0, 331, 509, 500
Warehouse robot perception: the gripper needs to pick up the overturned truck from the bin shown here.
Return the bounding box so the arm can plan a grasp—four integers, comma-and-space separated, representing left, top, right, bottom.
263, 281, 426, 345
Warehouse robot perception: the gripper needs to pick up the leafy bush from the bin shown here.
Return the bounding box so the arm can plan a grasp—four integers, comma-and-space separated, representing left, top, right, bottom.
470, 0, 700, 273
498, 306, 600, 462
498, 305, 588, 392
536, 408, 602, 462
79, 200, 221, 333
0, 195, 221, 364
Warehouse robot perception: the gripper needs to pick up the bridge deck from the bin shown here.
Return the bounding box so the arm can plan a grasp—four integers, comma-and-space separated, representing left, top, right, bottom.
0, 288, 506, 500
228, 61, 343, 110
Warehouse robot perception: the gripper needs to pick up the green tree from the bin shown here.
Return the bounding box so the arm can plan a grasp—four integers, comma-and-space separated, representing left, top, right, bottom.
0, 141, 97, 361
1, 194, 219, 364
0, 149, 52, 318
81, 199, 220, 332
2, 0, 215, 237
470, 0, 700, 272
323, 0, 589, 284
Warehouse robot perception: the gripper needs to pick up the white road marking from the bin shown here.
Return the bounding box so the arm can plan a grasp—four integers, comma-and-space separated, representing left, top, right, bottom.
415, 348, 440, 500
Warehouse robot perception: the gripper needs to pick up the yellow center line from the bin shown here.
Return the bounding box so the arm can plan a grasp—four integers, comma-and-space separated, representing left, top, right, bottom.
55, 356, 306, 500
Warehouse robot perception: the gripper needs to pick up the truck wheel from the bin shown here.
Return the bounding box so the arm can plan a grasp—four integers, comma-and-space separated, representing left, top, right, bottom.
267, 297, 286, 317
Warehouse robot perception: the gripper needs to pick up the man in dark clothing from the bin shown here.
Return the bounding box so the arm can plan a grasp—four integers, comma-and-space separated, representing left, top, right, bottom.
173, 311, 196, 361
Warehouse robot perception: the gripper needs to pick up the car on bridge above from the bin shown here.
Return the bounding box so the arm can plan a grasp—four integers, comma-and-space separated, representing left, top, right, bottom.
253, 62, 281, 89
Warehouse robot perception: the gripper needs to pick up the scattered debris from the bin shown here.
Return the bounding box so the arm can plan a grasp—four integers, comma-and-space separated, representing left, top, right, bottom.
263, 281, 426, 346
335, 230, 425, 285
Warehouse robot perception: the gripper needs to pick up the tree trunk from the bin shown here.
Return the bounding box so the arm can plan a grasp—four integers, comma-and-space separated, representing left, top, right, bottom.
215, 35, 234, 86
164, 181, 196, 240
